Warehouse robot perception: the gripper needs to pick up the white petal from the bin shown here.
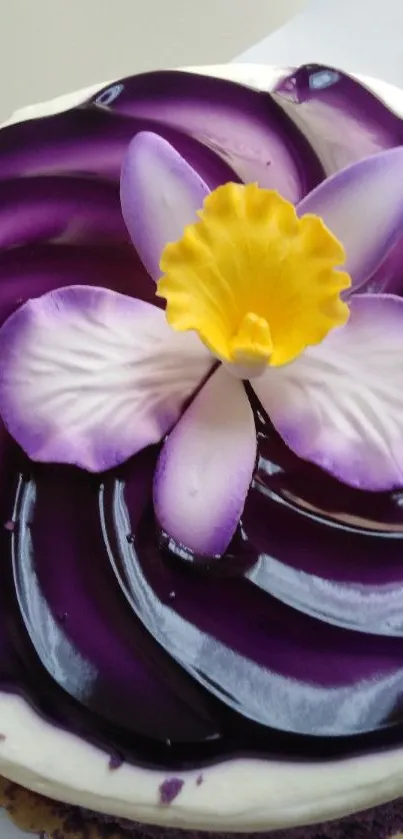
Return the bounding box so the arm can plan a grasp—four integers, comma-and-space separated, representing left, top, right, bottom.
120, 132, 209, 281
154, 367, 256, 556
252, 294, 403, 490
298, 148, 403, 291
0, 286, 213, 471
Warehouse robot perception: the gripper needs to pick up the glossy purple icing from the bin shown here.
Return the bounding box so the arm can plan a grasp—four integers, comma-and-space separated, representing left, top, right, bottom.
1, 65, 403, 772
159, 778, 184, 805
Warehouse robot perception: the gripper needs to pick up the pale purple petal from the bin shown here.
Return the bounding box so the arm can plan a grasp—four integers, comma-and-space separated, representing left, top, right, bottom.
121, 133, 209, 281
91, 70, 324, 201
298, 147, 403, 292
252, 294, 403, 491
0, 287, 212, 471
154, 367, 256, 557
360, 244, 403, 296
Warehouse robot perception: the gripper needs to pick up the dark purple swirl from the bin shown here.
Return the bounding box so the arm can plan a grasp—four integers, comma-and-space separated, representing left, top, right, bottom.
1, 65, 403, 770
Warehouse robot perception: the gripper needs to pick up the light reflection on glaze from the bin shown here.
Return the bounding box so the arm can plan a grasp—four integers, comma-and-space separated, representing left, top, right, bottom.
12, 477, 96, 700
101, 473, 403, 735
247, 554, 403, 636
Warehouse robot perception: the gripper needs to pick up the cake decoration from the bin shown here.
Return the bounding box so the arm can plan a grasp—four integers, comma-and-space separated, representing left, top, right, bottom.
2, 64, 403, 834
0, 133, 402, 555
158, 778, 184, 806
109, 754, 124, 771
157, 180, 350, 368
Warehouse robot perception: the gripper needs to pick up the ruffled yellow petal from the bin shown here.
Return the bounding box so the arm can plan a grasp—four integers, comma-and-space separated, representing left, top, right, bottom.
158, 182, 351, 371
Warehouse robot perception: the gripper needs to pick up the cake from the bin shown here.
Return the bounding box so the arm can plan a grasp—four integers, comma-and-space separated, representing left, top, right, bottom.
1, 62, 403, 839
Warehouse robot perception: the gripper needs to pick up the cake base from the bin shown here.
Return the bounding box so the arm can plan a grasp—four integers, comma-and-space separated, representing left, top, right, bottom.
1, 778, 403, 839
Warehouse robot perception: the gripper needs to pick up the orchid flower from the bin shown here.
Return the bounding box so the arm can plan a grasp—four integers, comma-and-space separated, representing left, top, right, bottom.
1, 132, 403, 558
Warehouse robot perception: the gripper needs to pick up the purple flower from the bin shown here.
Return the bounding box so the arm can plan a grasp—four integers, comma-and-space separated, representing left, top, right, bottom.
1, 66, 403, 560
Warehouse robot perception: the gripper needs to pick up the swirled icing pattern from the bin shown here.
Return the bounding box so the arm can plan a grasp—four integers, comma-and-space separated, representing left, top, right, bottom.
1, 64, 403, 771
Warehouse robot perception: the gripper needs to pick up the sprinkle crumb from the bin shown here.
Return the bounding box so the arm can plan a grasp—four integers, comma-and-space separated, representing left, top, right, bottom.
0, 733, 6, 741
196, 773, 203, 786
4, 521, 15, 532
159, 777, 184, 805
109, 753, 124, 771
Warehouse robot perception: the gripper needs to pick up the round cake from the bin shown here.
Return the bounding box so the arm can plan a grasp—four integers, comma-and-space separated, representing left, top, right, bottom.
1, 62, 403, 839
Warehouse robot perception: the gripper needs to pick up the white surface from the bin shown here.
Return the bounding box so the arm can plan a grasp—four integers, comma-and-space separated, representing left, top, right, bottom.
2, 64, 403, 837
238, 0, 403, 88
0, 0, 308, 122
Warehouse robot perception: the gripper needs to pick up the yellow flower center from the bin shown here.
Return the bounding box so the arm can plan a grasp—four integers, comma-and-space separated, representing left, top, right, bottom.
157, 183, 351, 375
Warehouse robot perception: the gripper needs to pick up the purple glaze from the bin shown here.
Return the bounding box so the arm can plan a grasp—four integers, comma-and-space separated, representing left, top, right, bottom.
13, 466, 218, 742
109, 753, 124, 771
274, 64, 403, 173
89, 70, 324, 201
0, 176, 129, 250
0, 108, 239, 191
1, 65, 403, 772
275, 63, 403, 297
0, 243, 159, 327
159, 778, 184, 805
101, 466, 403, 736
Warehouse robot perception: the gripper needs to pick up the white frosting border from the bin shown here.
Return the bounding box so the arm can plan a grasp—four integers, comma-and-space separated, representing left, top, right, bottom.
1, 64, 403, 833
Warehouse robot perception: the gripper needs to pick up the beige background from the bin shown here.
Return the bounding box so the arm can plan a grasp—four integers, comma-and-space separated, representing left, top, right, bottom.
239, 0, 403, 86
1, 0, 308, 120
